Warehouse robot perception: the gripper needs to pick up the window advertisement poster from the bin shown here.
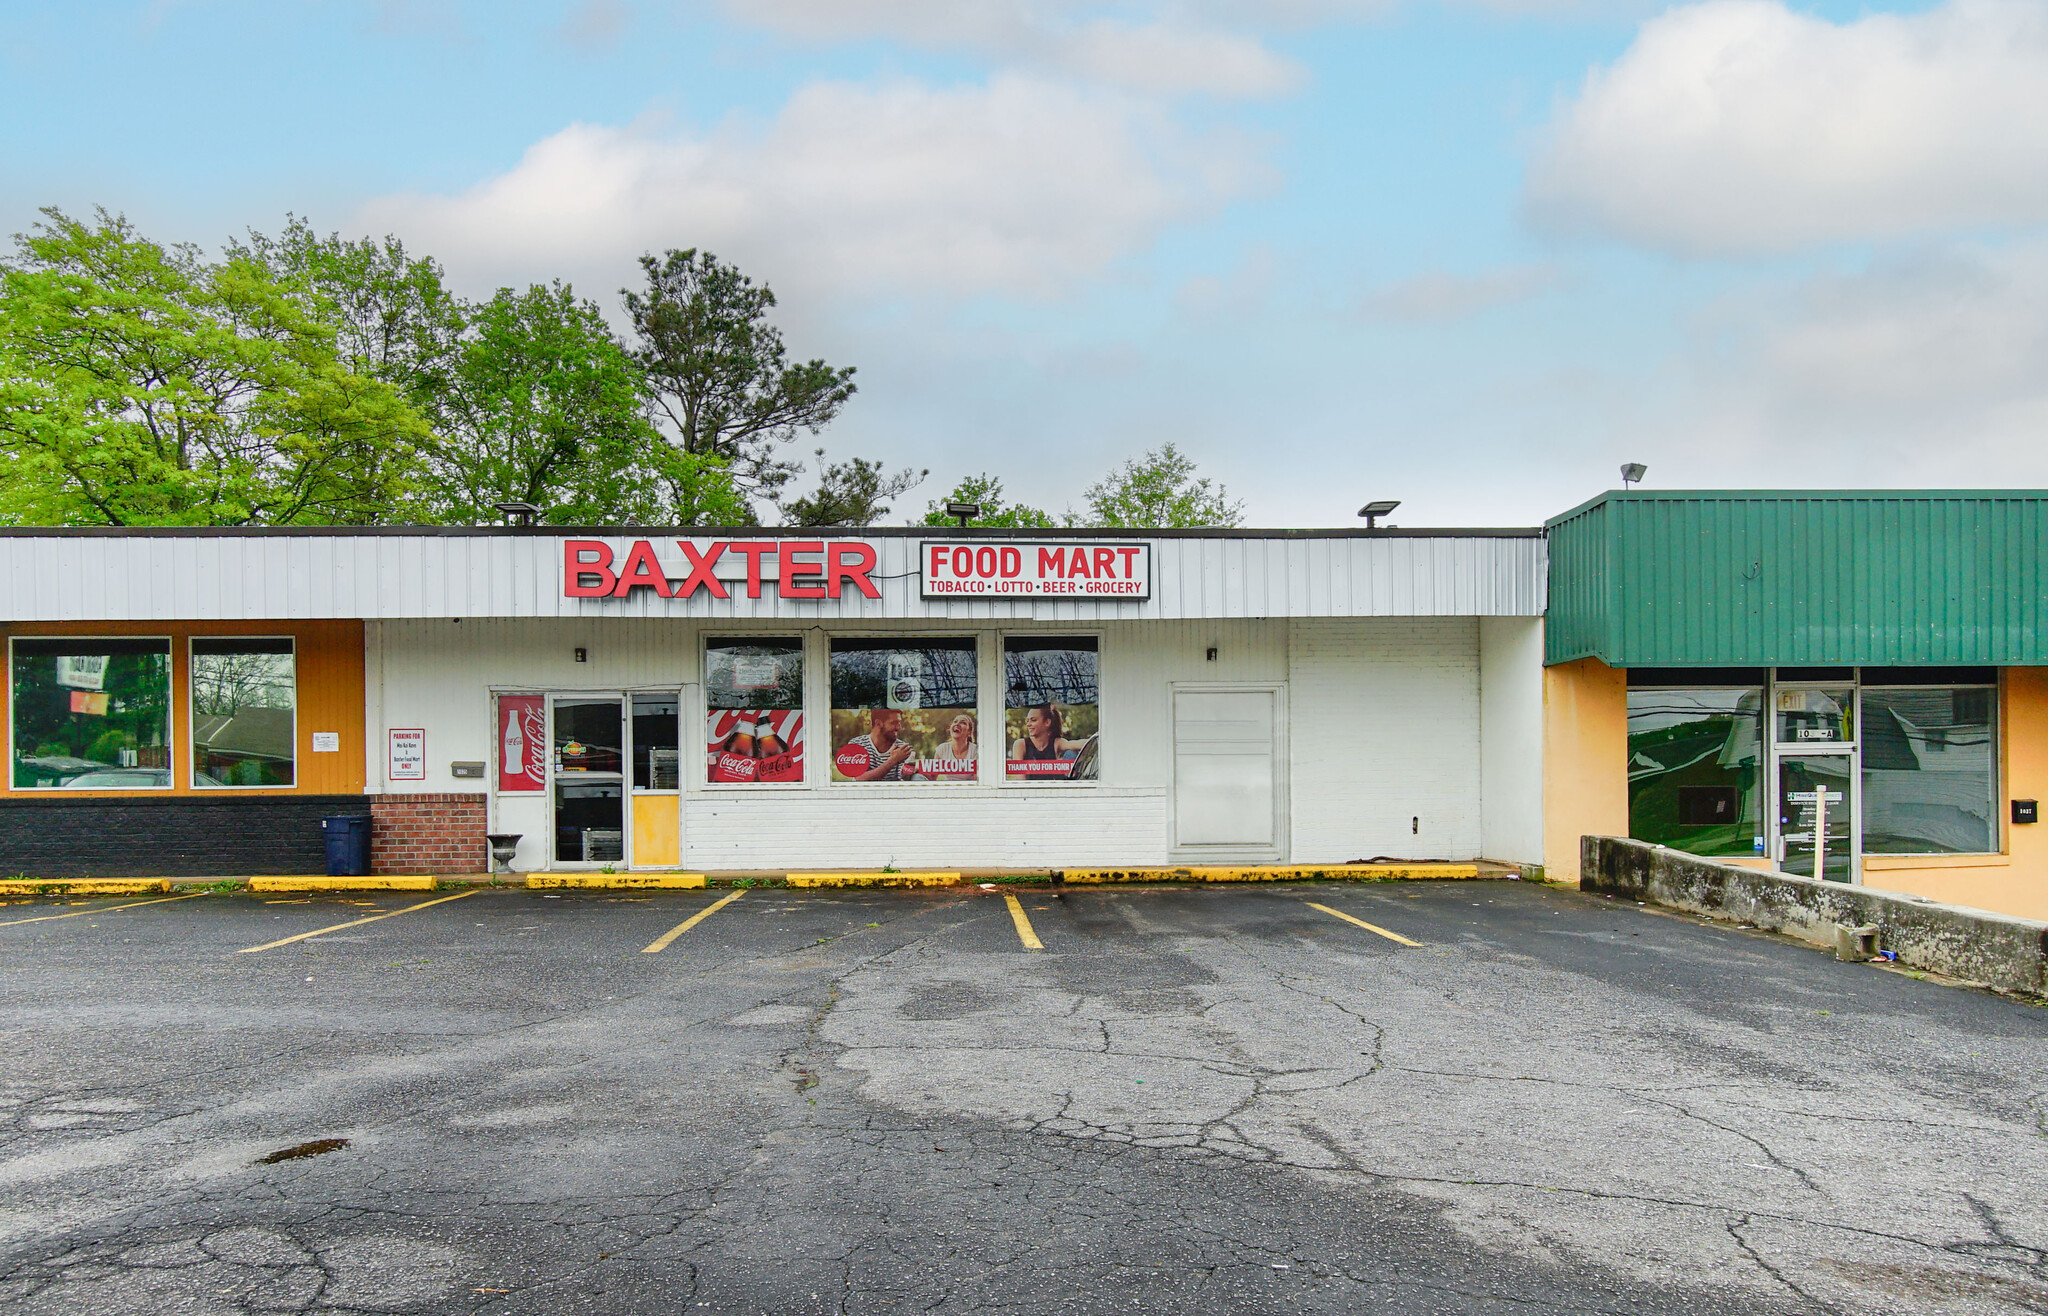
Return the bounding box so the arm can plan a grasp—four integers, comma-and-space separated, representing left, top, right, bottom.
705, 638, 805, 784
830, 638, 979, 782
496, 694, 547, 792
1005, 636, 1099, 781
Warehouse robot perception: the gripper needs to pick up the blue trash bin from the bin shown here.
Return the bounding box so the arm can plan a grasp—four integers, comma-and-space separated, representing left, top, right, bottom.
322, 815, 373, 877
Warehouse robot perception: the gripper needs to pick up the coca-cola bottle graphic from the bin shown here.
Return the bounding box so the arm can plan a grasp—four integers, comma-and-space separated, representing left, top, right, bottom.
503, 705, 525, 785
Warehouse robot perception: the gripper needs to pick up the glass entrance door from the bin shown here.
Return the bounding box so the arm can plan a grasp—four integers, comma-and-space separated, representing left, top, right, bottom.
552, 696, 626, 866
1775, 753, 1854, 882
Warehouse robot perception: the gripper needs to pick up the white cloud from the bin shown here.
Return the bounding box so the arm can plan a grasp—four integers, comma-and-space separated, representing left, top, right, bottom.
1359, 263, 1564, 322
720, 1, 1303, 97
358, 75, 1269, 301
1526, 0, 2048, 254
555, 0, 630, 50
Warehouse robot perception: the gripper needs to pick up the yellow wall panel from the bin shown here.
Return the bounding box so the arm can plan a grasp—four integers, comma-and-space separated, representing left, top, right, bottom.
633, 794, 680, 868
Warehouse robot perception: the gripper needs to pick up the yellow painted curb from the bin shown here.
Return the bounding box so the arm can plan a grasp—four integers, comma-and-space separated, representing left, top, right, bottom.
786, 871, 960, 888
0, 878, 171, 896
248, 876, 439, 892
1060, 864, 1482, 884
525, 874, 708, 889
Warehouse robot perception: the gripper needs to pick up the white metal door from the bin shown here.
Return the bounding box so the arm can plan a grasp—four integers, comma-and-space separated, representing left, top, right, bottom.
1172, 687, 1283, 856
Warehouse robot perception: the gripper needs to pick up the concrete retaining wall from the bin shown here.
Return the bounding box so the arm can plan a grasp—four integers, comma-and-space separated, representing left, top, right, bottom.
1581, 836, 2048, 997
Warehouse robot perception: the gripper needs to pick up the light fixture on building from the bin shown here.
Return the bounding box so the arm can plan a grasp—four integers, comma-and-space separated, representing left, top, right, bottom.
574, 647, 588, 663
1620, 463, 1647, 488
945, 500, 982, 528
494, 500, 541, 527
1357, 499, 1400, 528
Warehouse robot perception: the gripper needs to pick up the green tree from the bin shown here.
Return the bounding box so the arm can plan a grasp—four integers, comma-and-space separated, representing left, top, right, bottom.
623, 249, 856, 508
918, 474, 1056, 528
1070, 443, 1243, 528
0, 208, 426, 526
778, 449, 925, 527
227, 217, 465, 402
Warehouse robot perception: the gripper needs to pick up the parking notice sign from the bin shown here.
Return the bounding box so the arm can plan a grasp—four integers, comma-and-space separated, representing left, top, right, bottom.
922, 542, 1150, 599
388, 728, 426, 781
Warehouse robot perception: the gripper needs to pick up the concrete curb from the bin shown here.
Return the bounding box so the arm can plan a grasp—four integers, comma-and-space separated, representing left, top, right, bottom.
247, 876, 439, 893
0, 878, 171, 896
1581, 836, 2048, 997
787, 872, 960, 888
1060, 863, 1482, 884
526, 874, 707, 889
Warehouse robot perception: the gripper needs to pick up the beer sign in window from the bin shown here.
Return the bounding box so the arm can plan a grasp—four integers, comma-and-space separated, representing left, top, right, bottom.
705, 638, 805, 784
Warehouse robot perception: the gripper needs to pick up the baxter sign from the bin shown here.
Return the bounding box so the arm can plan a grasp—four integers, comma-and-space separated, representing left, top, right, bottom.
564, 539, 881, 600
921, 541, 1150, 598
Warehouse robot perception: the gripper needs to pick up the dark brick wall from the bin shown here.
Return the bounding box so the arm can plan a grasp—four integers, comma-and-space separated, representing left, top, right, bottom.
370, 793, 487, 875
0, 795, 367, 878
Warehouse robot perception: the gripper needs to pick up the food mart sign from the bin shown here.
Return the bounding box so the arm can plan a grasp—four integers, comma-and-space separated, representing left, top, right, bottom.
920, 542, 1151, 598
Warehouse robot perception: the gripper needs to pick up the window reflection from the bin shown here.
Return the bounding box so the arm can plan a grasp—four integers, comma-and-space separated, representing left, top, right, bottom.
191, 638, 296, 787
11, 638, 172, 789
1627, 688, 1764, 857
1862, 687, 1996, 853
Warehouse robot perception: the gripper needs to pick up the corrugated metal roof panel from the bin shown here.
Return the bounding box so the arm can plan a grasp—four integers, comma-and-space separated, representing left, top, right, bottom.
1546, 491, 2048, 666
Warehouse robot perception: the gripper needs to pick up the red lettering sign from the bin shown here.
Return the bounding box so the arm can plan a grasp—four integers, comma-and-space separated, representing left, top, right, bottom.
564, 541, 616, 597
922, 541, 1151, 599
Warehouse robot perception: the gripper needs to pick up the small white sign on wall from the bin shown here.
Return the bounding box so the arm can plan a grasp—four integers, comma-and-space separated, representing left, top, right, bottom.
388, 728, 426, 781
311, 732, 341, 753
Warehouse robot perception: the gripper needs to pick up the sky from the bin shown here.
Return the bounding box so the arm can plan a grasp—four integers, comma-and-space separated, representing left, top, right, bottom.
5, 0, 2048, 528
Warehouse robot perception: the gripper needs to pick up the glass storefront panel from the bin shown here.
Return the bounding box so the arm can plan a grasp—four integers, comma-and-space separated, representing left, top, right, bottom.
553, 697, 624, 864
10, 637, 173, 789
1627, 687, 1764, 856
1775, 686, 1853, 745
1862, 687, 1997, 853
191, 638, 296, 787
632, 693, 679, 791
705, 638, 805, 784
1004, 636, 1100, 782
829, 638, 979, 782
1777, 753, 1854, 882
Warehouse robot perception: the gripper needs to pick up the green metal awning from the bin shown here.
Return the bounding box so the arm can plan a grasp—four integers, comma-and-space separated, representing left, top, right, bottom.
1545, 491, 2048, 667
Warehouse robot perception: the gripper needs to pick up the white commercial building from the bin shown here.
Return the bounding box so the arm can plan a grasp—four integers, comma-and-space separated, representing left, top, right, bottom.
0, 527, 1546, 876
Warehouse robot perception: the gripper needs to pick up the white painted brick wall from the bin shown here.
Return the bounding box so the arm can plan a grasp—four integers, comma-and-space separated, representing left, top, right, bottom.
683, 788, 1171, 870
1287, 618, 1482, 862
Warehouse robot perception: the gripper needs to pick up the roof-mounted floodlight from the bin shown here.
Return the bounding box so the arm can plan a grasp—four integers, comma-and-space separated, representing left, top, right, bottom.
493, 500, 541, 527
1357, 499, 1401, 529
1620, 462, 1647, 488
944, 500, 982, 528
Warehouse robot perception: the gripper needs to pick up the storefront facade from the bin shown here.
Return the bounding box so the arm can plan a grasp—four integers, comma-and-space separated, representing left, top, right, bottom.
0, 527, 1547, 876
1542, 491, 2048, 921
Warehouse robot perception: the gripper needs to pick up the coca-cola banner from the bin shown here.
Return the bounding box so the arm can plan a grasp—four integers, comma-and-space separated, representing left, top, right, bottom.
1004, 636, 1099, 781
705, 638, 806, 784
496, 694, 547, 792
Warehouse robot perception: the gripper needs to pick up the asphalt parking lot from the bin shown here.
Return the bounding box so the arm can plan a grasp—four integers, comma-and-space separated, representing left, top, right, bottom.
1, 879, 2044, 1316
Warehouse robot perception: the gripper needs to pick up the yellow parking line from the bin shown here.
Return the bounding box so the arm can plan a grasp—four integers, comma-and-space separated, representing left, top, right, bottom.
642, 888, 746, 953
1305, 901, 1421, 947
0, 892, 205, 929
1003, 892, 1044, 951
236, 890, 476, 954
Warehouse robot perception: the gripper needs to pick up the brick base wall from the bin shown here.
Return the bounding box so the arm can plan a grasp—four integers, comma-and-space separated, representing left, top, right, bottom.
0, 796, 364, 877
370, 793, 487, 875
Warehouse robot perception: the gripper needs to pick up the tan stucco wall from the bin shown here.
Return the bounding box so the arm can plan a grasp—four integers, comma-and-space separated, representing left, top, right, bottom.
1542, 657, 1628, 885
1860, 666, 2048, 922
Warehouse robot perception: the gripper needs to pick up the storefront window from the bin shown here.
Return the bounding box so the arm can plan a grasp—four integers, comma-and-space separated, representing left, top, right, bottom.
829, 638, 978, 782
633, 693, 679, 791
1862, 686, 1996, 853
190, 638, 295, 787
10, 637, 173, 789
1627, 686, 1764, 856
706, 638, 805, 784
1004, 636, 1099, 782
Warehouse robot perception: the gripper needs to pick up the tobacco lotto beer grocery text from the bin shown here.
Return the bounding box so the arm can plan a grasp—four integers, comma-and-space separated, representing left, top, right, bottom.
920, 542, 1151, 599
